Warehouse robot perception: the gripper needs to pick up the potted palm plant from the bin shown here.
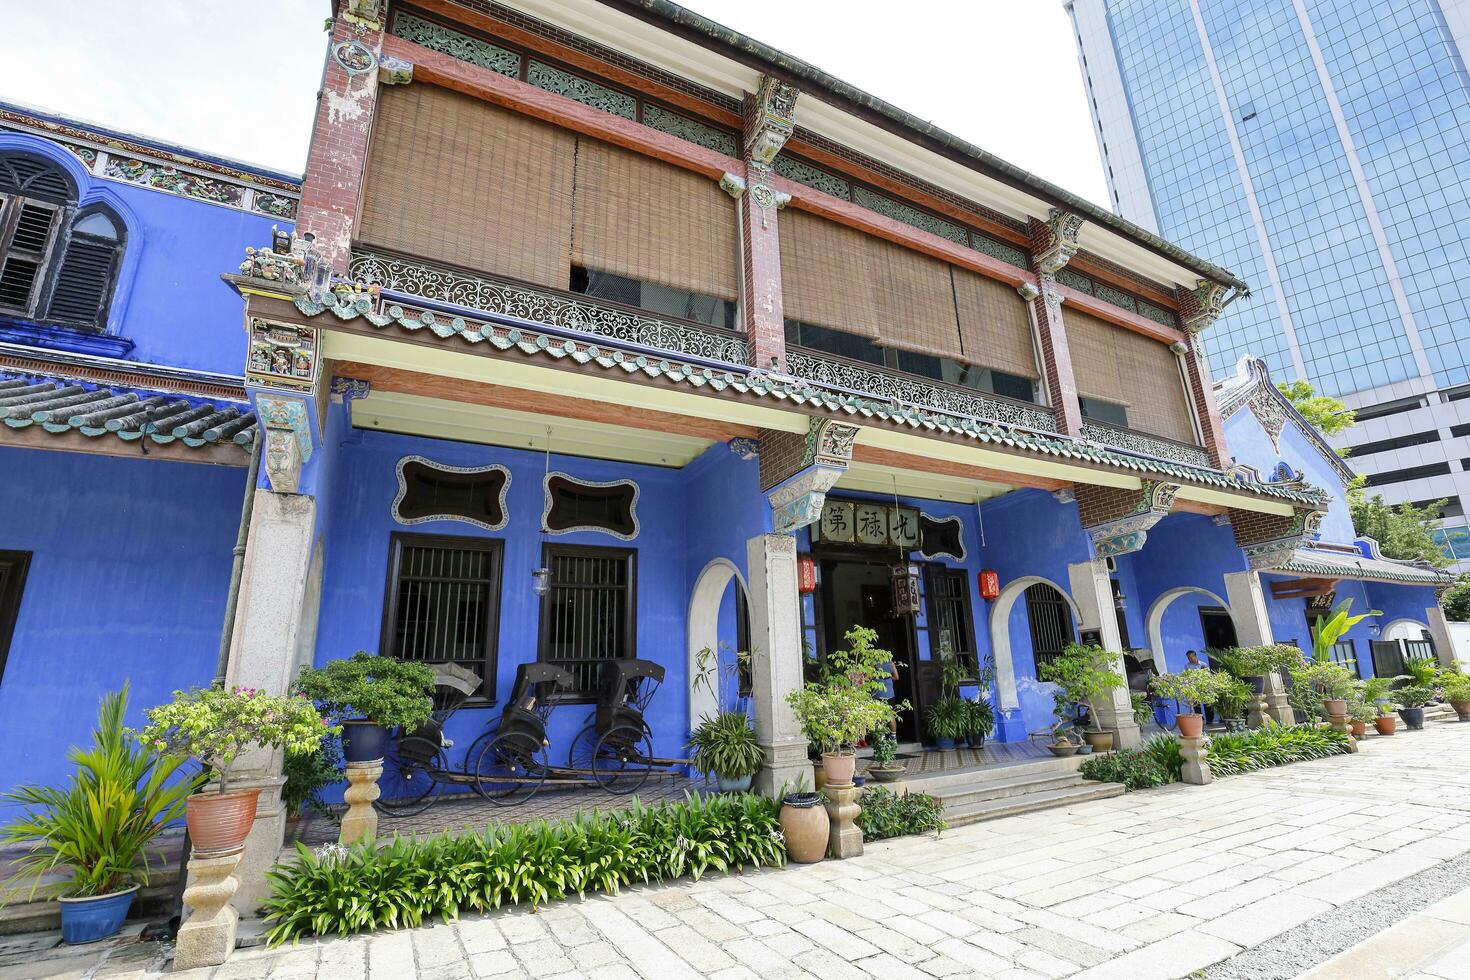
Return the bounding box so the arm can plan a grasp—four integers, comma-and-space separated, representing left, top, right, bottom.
924, 697, 967, 750
786, 627, 906, 785
688, 711, 764, 792
138, 686, 330, 855
1149, 670, 1225, 737
963, 697, 995, 748
1, 687, 203, 944
1439, 666, 1470, 722
294, 652, 435, 762
1038, 643, 1126, 751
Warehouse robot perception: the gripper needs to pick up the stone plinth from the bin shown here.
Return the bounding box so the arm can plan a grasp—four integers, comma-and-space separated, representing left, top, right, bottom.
1180, 735, 1212, 785
1324, 703, 1359, 753
175, 849, 242, 970
340, 760, 383, 844
824, 782, 863, 859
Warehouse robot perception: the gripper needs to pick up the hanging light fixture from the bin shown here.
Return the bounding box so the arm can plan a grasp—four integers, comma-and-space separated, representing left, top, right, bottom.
889, 474, 921, 616
532, 427, 553, 597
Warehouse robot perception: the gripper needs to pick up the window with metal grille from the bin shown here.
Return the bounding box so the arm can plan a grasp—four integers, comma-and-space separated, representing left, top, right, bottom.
1025, 582, 1075, 669
1329, 639, 1357, 670
381, 534, 502, 698
538, 545, 635, 698
925, 565, 976, 675
0, 551, 32, 687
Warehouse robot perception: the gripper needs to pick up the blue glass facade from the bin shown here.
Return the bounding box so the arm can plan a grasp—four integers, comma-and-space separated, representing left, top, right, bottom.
1100, 0, 1470, 398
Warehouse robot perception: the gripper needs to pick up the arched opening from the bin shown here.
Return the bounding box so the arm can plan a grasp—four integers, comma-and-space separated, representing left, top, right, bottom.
1145, 587, 1238, 673
1382, 618, 1429, 643
686, 558, 750, 733
989, 575, 1081, 711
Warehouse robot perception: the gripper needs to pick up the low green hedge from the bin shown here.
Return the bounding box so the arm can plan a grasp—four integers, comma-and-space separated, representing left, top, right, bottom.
856, 786, 945, 840
1079, 748, 1169, 790
1205, 724, 1351, 777
262, 792, 784, 944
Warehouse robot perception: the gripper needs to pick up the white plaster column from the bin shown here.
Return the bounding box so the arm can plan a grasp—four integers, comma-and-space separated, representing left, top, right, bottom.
1067, 559, 1141, 748
1224, 570, 1294, 725
1427, 604, 1458, 669
220, 490, 319, 913
747, 533, 811, 796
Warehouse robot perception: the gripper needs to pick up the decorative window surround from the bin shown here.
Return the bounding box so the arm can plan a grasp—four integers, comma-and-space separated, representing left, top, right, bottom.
392, 455, 511, 531
349, 249, 749, 365
919, 513, 966, 561
542, 472, 640, 540
1081, 418, 1209, 468
785, 347, 1059, 434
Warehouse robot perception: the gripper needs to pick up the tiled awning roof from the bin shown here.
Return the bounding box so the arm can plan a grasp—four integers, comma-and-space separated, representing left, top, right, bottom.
0, 372, 256, 451
1266, 546, 1453, 586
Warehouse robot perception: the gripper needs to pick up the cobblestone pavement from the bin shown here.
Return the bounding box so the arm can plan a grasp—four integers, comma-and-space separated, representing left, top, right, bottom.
12, 722, 1470, 980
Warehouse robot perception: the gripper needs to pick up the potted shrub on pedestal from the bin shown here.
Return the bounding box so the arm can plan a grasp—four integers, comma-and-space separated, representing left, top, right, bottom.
1149, 671, 1225, 737
688, 711, 764, 792
138, 686, 330, 856
1038, 643, 1126, 752
1218, 644, 1300, 698
786, 627, 906, 785
294, 652, 435, 763
1288, 660, 1358, 722
1439, 666, 1470, 722
0, 688, 203, 944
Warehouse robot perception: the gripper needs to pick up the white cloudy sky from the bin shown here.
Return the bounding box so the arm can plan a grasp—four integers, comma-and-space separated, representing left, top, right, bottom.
1, 0, 1109, 204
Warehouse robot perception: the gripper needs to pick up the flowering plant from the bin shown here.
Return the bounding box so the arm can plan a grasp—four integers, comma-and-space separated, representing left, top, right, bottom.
137, 686, 335, 794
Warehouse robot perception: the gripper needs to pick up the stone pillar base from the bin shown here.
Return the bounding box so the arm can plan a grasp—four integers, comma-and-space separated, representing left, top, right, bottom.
1263, 674, 1295, 726
1180, 735, 1212, 785
1325, 705, 1359, 753
340, 761, 383, 845
755, 740, 812, 799
1090, 697, 1143, 749
175, 850, 242, 970
824, 783, 863, 859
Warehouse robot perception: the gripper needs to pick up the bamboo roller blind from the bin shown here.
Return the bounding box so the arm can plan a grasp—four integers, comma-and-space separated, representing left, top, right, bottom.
571, 139, 738, 301
359, 84, 577, 290
778, 209, 883, 339
952, 268, 1038, 379
1066, 307, 1196, 444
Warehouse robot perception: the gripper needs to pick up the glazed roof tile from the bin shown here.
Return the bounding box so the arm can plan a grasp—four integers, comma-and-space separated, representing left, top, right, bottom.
1266, 546, 1453, 586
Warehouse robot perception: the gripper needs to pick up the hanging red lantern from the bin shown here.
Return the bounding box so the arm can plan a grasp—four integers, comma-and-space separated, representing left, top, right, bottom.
796, 555, 817, 594
978, 569, 1000, 600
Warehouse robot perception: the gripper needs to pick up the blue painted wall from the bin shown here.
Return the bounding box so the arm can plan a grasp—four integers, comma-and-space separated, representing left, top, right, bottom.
1223, 397, 1355, 545
1125, 513, 1246, 673
0, 446, 246, 796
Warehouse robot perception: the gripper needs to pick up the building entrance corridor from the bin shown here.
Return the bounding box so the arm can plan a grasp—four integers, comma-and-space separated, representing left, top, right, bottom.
818, 556, 921, 743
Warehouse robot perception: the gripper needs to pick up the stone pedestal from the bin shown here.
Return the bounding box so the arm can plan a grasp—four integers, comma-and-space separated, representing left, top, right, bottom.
1247, 689, 1270, 729
1067, 559, 1142, 748
1179, 735, 1212, 785
340, 761, 383, 844
175, 850, 242, 970
1324, 703, 1359, 753
823, 783, 863, 859
1261, 673, 1295, 726
747, 534, 812, 797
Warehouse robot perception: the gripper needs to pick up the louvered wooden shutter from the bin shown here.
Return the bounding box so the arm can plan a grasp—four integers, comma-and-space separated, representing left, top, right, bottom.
0, 197, 59, 313
570, 138, 737, 301
779, 209, 882, 338
952, 267, 1038, 379
47, 235, 118, 325
359, 84, 577, 289
1114, 326, 1196, 444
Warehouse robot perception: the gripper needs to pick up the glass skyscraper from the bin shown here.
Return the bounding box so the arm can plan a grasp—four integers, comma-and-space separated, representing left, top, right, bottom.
1067, 0, 1470, 568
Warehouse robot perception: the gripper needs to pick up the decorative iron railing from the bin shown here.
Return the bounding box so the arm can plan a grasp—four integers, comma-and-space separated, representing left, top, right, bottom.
1081, 418, 1210, 468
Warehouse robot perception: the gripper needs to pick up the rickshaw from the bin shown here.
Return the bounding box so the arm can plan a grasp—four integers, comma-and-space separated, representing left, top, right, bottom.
566, 659, 668, 795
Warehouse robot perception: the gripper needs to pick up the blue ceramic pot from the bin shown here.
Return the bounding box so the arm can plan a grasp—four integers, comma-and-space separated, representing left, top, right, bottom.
716, 773, 753, 793
935, 737, 956, 750
341, 720, 391, 763
1400, 707, 1425, 731
59, 886, 137, 944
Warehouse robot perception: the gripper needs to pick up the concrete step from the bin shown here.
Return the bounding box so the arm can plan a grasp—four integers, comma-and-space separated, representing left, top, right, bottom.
896, 754, 1085, 796
943, 781, 1127, 829
1424, 703, 1462, 722
930, 771, 1093, 810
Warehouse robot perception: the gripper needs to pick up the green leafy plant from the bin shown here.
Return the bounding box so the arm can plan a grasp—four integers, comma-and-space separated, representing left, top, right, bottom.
786, 627, 907, 754
692, 643, 752, 714
1131, 691, 1152, 728
1396, 684, 1436, 709
294, 652, 435, 731
856, 786, 945, 840
137, 686, 332, 794
687, 711, 764, 781
963, 698, 995, 738
283, 735, 344, 820
1, 686, 205, 901
1037, 643, 1125, 732
870, 731, 898, 767
1149, 670, 1227, 709
1215, 675, 1255, 720
261, 791, 785, 943
1142, 733, 1184, 782
1205, 723, 1352, 777
1079, 748, 1169, 791
1310, 599, 1380, 663
924, 697, 969, 742
1403, 656, 1439, 687
939, 655, 969, 699
1217, 644, 1303, 678
1438, 667, 1470, 703
1355, 675, 1402, 716
1288, 660, 1358, 703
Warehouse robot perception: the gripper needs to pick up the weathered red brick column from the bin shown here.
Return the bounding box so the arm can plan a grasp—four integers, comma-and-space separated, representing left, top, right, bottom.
1027, 210, 1085, 436
1178, 280, 1231, 469
732, 77, 799, 372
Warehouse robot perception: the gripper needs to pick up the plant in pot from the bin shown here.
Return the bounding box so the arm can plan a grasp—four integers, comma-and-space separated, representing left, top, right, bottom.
924, 697, 968, 750
1046, 717, 1079, 757
786, 627, 906, 786
0, 687, 204, 945
1038, 643, 1126, 751
1131, 691, 1153, 731
282, 734, 343, 839
1439, 665, 1470, 722
1218, 644, 1301, 696
1355, 675, 1401, 735
867, 732, 905, 783
1288, 660, 1358, 720
963, 697, 995, 749
1148, 670, 1225, 737
688, 710, 764, 792
1396, 683, 1436, 730
1215, 675, 1254, 732
293, 652, 435, 762
138, 685, 330, 856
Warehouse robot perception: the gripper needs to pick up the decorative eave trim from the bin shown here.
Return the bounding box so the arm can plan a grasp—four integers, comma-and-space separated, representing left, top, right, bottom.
1216, 356, 1355, 483
392, 455, 511, 531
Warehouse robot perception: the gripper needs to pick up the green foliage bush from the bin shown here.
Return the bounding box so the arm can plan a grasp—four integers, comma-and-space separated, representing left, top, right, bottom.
1078, 748, 1170, 791
787, 627, 908, 752
856, 786, 945, 840
283, 735, 343, 819
1205, 724, 1351, 777
924, 697, 968, 741
261, 791, 785, 943
1038, 643, 1124, 732
1143, 733, 1184, 782
294, 652, 436, 731
1150, 670, 1228, 707
688, 710, 763, 780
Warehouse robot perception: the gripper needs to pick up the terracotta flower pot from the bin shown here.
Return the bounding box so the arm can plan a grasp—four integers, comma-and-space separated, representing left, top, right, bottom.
1349, 720, 1366, 737
780, 794, 830, 864
1323, 699, 1348, 718
1176, 712, 1204, 737
1374, 714, 1397, 736
1083, 730, 1114, 753
186, 789, 261, 855
1452, 700, 1470, 722
820, 751, 856, 787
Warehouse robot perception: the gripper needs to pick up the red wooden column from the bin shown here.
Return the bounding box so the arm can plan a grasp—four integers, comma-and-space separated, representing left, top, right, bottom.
731, 77, 799, 373
1027, 210, 1085, 436
295, 1, 399, 272
1178, 280, 1231, 469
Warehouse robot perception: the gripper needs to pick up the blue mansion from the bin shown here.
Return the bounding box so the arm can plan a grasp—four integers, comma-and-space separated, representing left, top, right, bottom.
0, 0, 1458, 910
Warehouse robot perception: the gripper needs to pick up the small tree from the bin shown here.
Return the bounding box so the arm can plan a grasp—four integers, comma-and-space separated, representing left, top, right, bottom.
1037, 643, 1124, 732
1442, 576, 1470, 623
1277, 380, 1355, 437
1309, 599, 1380, 663
1348, 481, 1453, 567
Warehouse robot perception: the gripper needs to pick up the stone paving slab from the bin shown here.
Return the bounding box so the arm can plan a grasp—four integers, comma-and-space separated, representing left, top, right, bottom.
4, 722, 1469, 979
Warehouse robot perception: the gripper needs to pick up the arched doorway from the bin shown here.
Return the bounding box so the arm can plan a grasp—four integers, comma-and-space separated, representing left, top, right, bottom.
1145, 587, 1237, 672
989, 576, 1081, 710
686, 558, 750, 733
1383, 618, 1429, 642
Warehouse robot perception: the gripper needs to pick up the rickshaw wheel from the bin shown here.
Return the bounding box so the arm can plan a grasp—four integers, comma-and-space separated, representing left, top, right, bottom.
473, 732, 548, 806
375, 736, 445, 817
591, 725, 653, 795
